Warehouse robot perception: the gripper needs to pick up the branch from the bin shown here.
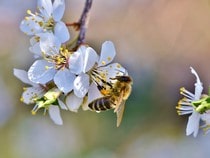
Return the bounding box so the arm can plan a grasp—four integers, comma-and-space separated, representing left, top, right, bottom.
77, 0, 93, 46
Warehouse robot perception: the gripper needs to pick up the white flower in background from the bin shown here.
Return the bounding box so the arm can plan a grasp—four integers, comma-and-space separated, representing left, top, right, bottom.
28, 36, 75, 94
176, 67, 203, 137
20, 0, 69, 43
14, 68, 67, 125
66, 41, 127, 112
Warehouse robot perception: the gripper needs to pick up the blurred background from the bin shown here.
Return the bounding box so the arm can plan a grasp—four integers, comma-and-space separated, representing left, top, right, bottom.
1, 0, 210, 157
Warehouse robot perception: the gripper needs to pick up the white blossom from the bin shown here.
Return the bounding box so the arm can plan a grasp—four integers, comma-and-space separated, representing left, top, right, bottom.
66, 41, 127, 112
28, 37, 75, 94
14, 68, 65, 125
176, 67, 203, 137
20, 0, 69, 43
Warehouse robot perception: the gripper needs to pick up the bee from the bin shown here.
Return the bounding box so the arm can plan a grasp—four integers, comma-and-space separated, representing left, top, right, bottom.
88, 75, 133, 127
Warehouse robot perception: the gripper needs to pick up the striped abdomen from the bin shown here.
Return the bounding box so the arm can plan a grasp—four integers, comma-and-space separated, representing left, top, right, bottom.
88, 96, 115, 111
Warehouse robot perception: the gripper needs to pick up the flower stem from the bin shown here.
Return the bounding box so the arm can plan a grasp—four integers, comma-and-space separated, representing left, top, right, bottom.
77, 0, 93, 46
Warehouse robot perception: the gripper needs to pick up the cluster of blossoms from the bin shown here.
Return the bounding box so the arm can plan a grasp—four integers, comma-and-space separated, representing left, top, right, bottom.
176, 67, 210, 137
14, 0, 129, 125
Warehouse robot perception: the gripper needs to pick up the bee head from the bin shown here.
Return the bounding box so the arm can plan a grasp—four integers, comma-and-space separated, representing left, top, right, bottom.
113, 76, 132, 83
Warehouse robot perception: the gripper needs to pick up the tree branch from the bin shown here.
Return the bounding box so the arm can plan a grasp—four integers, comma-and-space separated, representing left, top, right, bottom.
77, 0, 93, 46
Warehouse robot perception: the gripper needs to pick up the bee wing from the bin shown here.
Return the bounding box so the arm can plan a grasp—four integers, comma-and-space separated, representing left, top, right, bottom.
116, 100, 126, 127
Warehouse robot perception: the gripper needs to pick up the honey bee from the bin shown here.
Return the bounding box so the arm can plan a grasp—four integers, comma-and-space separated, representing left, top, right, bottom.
88, 75, 133, 127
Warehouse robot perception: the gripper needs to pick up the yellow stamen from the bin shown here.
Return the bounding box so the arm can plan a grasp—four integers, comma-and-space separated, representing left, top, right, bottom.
20, 97, 24, 102
27, 10, 32, 15
31, 111, 36, 115
117, 64, 121, 68
101, 61, 106, 65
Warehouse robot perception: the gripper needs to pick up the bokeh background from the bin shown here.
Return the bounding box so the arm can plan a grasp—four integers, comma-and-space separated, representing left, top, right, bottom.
1, 0, 210, 157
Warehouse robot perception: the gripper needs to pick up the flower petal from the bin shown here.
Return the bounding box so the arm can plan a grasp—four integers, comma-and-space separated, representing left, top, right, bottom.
37, 0, 53, 18
58, 98, 68, 110
54, 21, 70, 43
65, 93, 83, 112
48, 105, 63, 125
83, 47, 98, 73
20, 16, 42, 35
87, 83, 103, 103
190, 67, 203, 100
82, 83, 103, 111
39, 33, 61, 56
74, 73, 90, 98
14, 69, 36, 86
97, 63, 127, 82
98, 41, 116, 67
186, 111, 200, 137
22, 86, 45, 104
54, 68, 75, 94
69, 48, 84, 74
29, 36, 42, 57
28, 60, 56, 84
52, 0, 65, 21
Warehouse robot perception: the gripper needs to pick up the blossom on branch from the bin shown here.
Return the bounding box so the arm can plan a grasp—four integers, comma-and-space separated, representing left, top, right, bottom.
14, 69, 67, 125
20, 0, 70, 43
176, 67, 207, 137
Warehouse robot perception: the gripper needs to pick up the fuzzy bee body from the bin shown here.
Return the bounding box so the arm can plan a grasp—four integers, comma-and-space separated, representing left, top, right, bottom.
88, 75, 132, 127
88, 96, 115, 111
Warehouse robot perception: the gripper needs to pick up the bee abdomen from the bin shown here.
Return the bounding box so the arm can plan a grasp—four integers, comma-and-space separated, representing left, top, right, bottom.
88, 96, 115, 111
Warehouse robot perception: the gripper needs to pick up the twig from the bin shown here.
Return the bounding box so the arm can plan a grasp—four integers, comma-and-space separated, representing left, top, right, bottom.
77, 0, 93, 46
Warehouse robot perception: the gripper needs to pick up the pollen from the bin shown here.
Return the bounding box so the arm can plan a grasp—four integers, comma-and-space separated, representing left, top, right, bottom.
101, 89, 109, 95
117, 64, 121, 68
27, 9, 32, 15
180, 87, 185, 92
31, 110, 36, 115
45, 66, 50, 70
25, 17, 29, 20
107, 57, 111, 61
20, 97, 24, 102
101, 61, 106, 65
23, 87, 27, 91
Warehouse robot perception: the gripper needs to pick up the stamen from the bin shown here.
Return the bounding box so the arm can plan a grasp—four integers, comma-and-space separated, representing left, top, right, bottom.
31, 104, 39, 115
20, 97, 24, 102
180, 87, 195, 100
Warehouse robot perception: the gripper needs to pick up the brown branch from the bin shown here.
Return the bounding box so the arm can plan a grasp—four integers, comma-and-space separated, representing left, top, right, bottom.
77, 0, 93, 46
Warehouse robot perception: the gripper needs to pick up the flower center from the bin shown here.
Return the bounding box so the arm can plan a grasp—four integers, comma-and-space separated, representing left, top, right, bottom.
26, 10, 55, 32
44, 48, 71, 70
42, 17, 55, 32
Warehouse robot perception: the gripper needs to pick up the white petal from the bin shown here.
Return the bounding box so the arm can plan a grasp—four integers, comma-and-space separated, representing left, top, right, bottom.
54, 68, 75, 94
97, 63, 127, 82
14, 69, 36, 86
22, 86, 45, 104
54, 21, 70, 43
83, 47, 98, 73
190, 67, 203, 100
186, 111, 200, 137
87, 82, 103, 103
65, 93, 83, 112
201, 110, 210, 123
28, 60, 56, 84
52, 0, 65, 21
29, 36, 42, 56
20, 17, 42, 35
74, 73, 90, 98
48, 105, 63, 125
58, 98, 68, 110
98, 41, 116, 67
39, 33, 61, 56
69, 49, 84, 74
82, 83, 104, 111
37, 0, 53, 18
